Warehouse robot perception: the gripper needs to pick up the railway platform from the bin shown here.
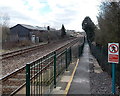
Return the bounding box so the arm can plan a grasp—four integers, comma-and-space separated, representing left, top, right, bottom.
51, 43, 120, 95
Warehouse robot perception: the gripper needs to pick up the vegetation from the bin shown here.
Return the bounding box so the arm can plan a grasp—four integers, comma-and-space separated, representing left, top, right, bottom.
92, 1, 120, 88
61, 24, 66, 37
47, 26, 50, 30
82, 16, 96, 42
95, 1, 120, 46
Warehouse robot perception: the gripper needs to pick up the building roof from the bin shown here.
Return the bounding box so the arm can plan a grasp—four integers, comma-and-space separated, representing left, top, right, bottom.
17, 24, 47, 31
21, 24, 55, 31
35, 26, 47, 30
20, 24, 37, 30
11, 24, 56, 31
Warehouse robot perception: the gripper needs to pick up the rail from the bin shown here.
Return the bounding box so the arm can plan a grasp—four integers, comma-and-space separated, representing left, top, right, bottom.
1, 42, 48, 59
1, 38, 76, 59
0, 38, 78, 81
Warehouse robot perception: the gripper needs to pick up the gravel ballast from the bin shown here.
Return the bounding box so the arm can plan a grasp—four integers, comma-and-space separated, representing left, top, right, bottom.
1, 38, 80, 77
89, 54, 120, 95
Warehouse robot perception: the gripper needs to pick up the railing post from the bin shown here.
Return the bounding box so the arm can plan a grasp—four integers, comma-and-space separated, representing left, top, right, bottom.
65, 48, 68, 71
54, 51, 56, 88
26, 63, 30, 96
70, 47, 72, 62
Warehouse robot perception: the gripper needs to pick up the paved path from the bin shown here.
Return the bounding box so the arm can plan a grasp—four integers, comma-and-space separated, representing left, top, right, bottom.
68, 43, 91, 94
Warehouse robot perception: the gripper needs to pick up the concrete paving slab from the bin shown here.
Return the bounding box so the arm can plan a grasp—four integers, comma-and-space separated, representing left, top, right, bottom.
61, 76, 71, 82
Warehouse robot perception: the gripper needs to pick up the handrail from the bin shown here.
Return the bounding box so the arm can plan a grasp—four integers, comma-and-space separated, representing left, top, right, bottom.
30, 54, 54, 69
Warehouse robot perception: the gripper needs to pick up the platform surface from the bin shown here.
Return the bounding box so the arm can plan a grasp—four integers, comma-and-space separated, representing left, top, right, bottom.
68, 43, 90, 94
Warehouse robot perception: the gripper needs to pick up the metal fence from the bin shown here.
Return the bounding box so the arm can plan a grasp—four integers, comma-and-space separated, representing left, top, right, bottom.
88, 41, 120, 90
26, 38, 85, 96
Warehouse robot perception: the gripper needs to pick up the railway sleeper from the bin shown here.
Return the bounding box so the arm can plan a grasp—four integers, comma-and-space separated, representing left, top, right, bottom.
3, 79, 25, 86
17, 73, 26, 76
2, 87, 17, 94
11, 74, 26, 79
2, 85, 19, 89
9, 78, 26, 81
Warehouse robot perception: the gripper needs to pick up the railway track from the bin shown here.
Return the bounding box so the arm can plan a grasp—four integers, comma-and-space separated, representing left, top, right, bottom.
0, 37, 81, 95
0, 42, 48, 59
1, 38, 76, 60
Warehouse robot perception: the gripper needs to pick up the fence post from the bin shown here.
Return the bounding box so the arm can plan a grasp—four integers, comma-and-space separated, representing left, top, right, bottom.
81, 43, 84, 54
26, 63, 30, 96
65, 48, 68, 71
78, 45, 81, 57
54, 51, 56, 88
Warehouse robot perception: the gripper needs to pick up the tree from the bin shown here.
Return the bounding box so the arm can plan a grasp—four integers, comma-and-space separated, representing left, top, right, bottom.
96, 1, 120, 46
47, 26, 50, 30
0, 13, 10, 42
61, 24, 66, 37
95, 2, 120, 87
82, 16, 96, 42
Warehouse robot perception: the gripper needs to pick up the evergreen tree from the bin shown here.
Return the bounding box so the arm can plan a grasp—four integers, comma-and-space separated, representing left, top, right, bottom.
82, 16, 96, 42
47, 26, 50, 30
61, 24, 66, 37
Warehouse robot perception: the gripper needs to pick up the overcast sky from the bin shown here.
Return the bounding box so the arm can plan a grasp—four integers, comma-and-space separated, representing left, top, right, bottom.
0, 0, 101, 31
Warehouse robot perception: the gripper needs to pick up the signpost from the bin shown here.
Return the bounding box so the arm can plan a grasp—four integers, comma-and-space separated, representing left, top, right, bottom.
108, 43, 119, 94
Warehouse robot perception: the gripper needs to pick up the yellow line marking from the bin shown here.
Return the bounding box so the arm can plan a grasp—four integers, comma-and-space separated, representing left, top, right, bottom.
64, 59, 79, 95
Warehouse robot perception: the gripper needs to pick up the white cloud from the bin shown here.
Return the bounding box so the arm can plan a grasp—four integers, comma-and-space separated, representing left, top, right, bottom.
0, 0, 101, 31
42, 0, 100, 31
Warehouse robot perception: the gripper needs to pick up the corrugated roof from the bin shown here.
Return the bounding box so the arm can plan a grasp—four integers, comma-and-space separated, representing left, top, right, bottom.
20, 24, 48, 31
21, 24, 38, 30
11, 24, 56, 31
36, 26, 47, 30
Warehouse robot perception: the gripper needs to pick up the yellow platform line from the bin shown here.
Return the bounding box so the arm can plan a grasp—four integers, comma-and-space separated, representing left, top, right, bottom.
64, 59, 79, 95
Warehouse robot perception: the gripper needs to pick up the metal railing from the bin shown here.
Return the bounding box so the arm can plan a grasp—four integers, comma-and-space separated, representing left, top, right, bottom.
26, 38, 85, 96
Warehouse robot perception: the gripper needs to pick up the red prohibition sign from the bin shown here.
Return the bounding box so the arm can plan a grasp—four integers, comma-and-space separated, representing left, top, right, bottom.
109, 44, 119, 53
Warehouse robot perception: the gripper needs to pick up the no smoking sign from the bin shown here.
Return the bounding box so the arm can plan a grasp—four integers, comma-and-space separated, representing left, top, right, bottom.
108, 43, 119, 63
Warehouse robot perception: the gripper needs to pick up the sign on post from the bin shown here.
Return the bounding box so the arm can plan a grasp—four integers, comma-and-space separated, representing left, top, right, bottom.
108, 43, 119, 63
108, 43, 119, 94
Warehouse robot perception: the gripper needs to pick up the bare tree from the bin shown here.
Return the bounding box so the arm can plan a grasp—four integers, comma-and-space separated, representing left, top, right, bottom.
0, 13, 10, 42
